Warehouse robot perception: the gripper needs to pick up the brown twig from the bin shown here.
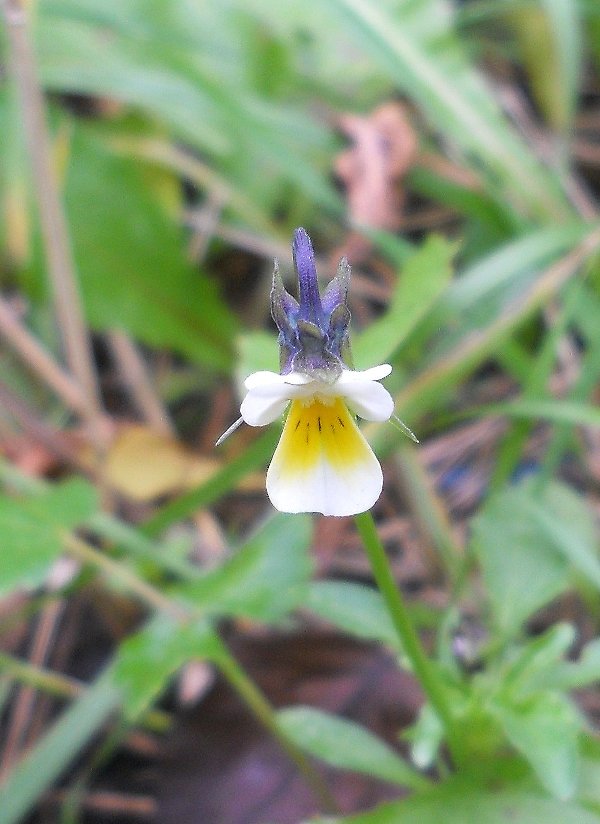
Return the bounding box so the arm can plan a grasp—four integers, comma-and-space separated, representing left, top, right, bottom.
0, 379, 88, 468
0, 597, 65, 784
3, 0, 104, 434
44, 790, 156, 819
108, 331, 174, 437
0, 295, 99, 422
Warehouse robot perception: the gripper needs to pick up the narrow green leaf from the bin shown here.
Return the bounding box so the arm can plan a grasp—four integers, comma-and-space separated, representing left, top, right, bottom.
476, 398, 600, 429
525, 489, 600, 591
304, 580, 401, 653
0, 668, 120, 824
323, 0, 571, 221
353, 235, 455, 369
447, 222, 589, 313
278, 706, 428, 790
543, 638, 600, 691
144, 426, 278, 537
503, 623, 576, 696
512, 0, 581, 134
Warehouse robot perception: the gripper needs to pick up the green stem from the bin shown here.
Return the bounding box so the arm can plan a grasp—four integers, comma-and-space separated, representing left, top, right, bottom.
354, 511, 463, 766
64, 532, 336, 811
216, 643, 338, 814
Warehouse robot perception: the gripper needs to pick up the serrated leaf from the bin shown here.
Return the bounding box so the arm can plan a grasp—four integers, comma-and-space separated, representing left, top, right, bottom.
0, 477, 98, 596
113, 615, 219, 720
278, 706, 427, 790
178, 514, 313, 622
353, 235, 455, 369
304, 580, 401, 653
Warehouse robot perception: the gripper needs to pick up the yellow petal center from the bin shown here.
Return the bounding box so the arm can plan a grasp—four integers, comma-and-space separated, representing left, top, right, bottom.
275, 396, 372, 476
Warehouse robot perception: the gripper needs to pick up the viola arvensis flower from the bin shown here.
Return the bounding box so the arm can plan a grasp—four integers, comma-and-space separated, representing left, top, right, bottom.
218, 228, 416, 517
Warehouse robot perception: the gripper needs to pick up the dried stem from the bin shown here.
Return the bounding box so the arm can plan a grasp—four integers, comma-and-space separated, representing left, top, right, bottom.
3, 0, 103, 433
108, 331, 174, 436
0, 296, 98, 422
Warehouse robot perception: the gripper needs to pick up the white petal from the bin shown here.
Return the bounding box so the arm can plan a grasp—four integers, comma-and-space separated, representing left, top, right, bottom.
343, 380, 394, 422
265, 397, 383, 516
240, 383, 291, 426
244, 371, 287, 390
339, 364, 392, 383
334, 366, 394, 421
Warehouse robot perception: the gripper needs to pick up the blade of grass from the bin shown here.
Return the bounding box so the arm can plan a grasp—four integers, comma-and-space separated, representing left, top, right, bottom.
143, 427, 278, 537
0, 667, 120, 824
490, 276, 586, 490
323, 0, 572, 221
368, 226, 600, 452
467, 399, 600, 429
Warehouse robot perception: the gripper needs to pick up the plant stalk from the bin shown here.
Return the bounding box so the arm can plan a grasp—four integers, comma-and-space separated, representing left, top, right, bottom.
63, 532, 337, 811
354, 510, 463, 765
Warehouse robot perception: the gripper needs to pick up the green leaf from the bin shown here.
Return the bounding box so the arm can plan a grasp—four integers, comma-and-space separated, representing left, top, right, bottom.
353, 235, 455, 369
0, 477, 98, 596
113, 615, 219, 720
471, 480, 571, 636
408, 704, 444, 770
503, 623, 576, 697
178, 514, 313, 622
543, 638, 600, 691
278, 706, 427, 790
522, 484, 600, 592
304, 580, 401, 653
0, 667, 120, 824
511, 0, 581, 134
493, 692, 581, 801
447, 223, 590, 314
579, 736, 600, 809
475, 399, 600, 430
311, 769, 600, 823
472, 479, 600, 635
42, 126, 237, 371
236, 330, 280, 391
37, 2, 340, 216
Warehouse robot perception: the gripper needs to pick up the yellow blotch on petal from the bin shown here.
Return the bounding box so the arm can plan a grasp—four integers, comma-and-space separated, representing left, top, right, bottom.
273, 397, 372, 477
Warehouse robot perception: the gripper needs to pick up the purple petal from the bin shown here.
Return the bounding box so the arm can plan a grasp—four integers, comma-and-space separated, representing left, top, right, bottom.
293, 227, 323, 324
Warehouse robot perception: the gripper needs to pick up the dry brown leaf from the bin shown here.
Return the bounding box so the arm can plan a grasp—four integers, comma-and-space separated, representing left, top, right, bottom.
335, 102, 417, 236
96, 423, 260, 502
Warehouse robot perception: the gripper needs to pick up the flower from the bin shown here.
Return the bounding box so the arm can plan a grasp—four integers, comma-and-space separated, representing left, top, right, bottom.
218, 228, 414, 517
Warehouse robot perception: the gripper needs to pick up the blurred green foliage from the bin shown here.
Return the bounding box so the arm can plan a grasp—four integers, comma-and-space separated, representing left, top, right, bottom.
2, 0, 600, 821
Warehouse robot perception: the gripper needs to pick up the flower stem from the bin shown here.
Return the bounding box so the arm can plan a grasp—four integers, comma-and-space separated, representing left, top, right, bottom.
216, 643, 338, 813
64, 532, 337, 811
354, 511, 463, 765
